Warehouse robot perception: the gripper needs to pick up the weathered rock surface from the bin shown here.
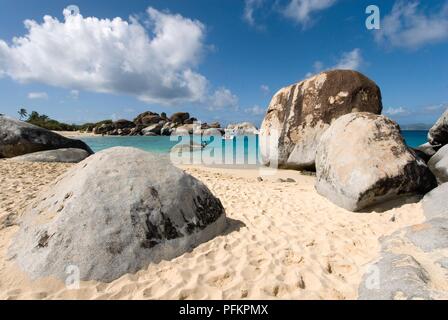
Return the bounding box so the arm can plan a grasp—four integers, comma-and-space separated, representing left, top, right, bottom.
359, 218, 448, 300
422, 183, 448, 220
428, 145, 448, 184
8, 147, 227, 282
260, 70, 383, 170
10, 148, 90, 163
358, 252, 433, 300
0, 116, 93, 158
315, 113, 437, 212
428, 108, 448, 146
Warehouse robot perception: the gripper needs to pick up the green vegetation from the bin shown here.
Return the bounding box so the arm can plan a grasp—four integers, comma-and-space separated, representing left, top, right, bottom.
26, 111, 79, 131
20, 109, 79, 131
18, 108, 114, 132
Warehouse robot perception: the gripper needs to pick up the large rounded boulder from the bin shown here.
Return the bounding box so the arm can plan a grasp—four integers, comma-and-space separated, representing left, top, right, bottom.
428, 145, 448, 184
260, 70, 382, 170
315, 113, 437, 212
428, 108, 448, 146
0, 116, 93, 158
9, 147, 227, 282
133, 111, 161, 126
170, 112, 190, 125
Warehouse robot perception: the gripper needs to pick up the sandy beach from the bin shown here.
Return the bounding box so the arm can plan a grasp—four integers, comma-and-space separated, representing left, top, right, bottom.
52, 131, 98, 138
0, 159, 431, 300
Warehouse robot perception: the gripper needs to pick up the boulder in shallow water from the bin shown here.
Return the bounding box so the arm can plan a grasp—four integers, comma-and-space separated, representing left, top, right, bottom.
226, 122, 258, 136
10, 148, 90, 163
428, 145, 448, 184
315, 113, 437, 212
0, 116, 93, 158
428, 108, 448, 146
8, 147, 226, 282
142, 123, 163, 136
260, 70, 383, 170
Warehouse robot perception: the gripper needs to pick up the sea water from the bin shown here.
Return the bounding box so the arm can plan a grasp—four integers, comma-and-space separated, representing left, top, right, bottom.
81, 131, 428, 165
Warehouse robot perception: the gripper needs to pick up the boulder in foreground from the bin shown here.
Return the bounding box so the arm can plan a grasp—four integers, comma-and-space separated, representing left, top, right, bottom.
0, 116, 93, 158
428, 108, 448, 146
260, 70, 382, 170
9, 147, 227, 282
422, 183, 448, 220
315, 113, 436, 212
359, 218, 448, 300
10, 148, 91, 163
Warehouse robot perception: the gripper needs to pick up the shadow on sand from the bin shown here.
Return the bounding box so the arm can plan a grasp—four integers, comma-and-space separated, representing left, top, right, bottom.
359, 195, 423, 213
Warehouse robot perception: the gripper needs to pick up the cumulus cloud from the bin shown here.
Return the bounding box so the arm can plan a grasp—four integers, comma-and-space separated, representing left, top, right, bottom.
207, 87, 239, 111
282, 0, 337, 26
245, 105, 266, 116
333, 48, 362, 70
375, 1, 448, 49
0, 7, 210, 105
28, 92, 48, 99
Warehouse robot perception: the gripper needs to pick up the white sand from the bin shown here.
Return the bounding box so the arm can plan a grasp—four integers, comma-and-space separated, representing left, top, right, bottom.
53, 131, 97, 138
0, 160, 428, 300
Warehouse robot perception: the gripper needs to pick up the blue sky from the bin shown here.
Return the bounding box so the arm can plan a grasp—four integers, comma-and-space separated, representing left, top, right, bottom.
0, 0, 447, 126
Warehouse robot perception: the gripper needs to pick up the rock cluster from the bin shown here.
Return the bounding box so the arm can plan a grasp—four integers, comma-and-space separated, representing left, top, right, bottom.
90, 112, 228, 137
260, 70, 382, 170
260, 70, 439, 213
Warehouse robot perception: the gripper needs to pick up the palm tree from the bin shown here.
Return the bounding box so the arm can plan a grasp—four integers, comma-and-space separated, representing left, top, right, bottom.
18, 108, 28, 120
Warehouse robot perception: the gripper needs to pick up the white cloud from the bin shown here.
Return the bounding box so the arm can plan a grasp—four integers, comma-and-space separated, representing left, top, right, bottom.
282, 0, 337, 26
208, 87, 239, 111
245, 105, 266, 116
375, 1, 448, 49
244, 0, 265, 29
384, 107, 408, 116
28, 92, 48, 99
333, 48, 362, 70
305, 49, 362, 78
0, 7, 209, 105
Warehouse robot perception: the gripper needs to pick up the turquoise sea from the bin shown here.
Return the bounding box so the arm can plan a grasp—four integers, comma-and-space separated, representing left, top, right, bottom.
81, 130, 428, 164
